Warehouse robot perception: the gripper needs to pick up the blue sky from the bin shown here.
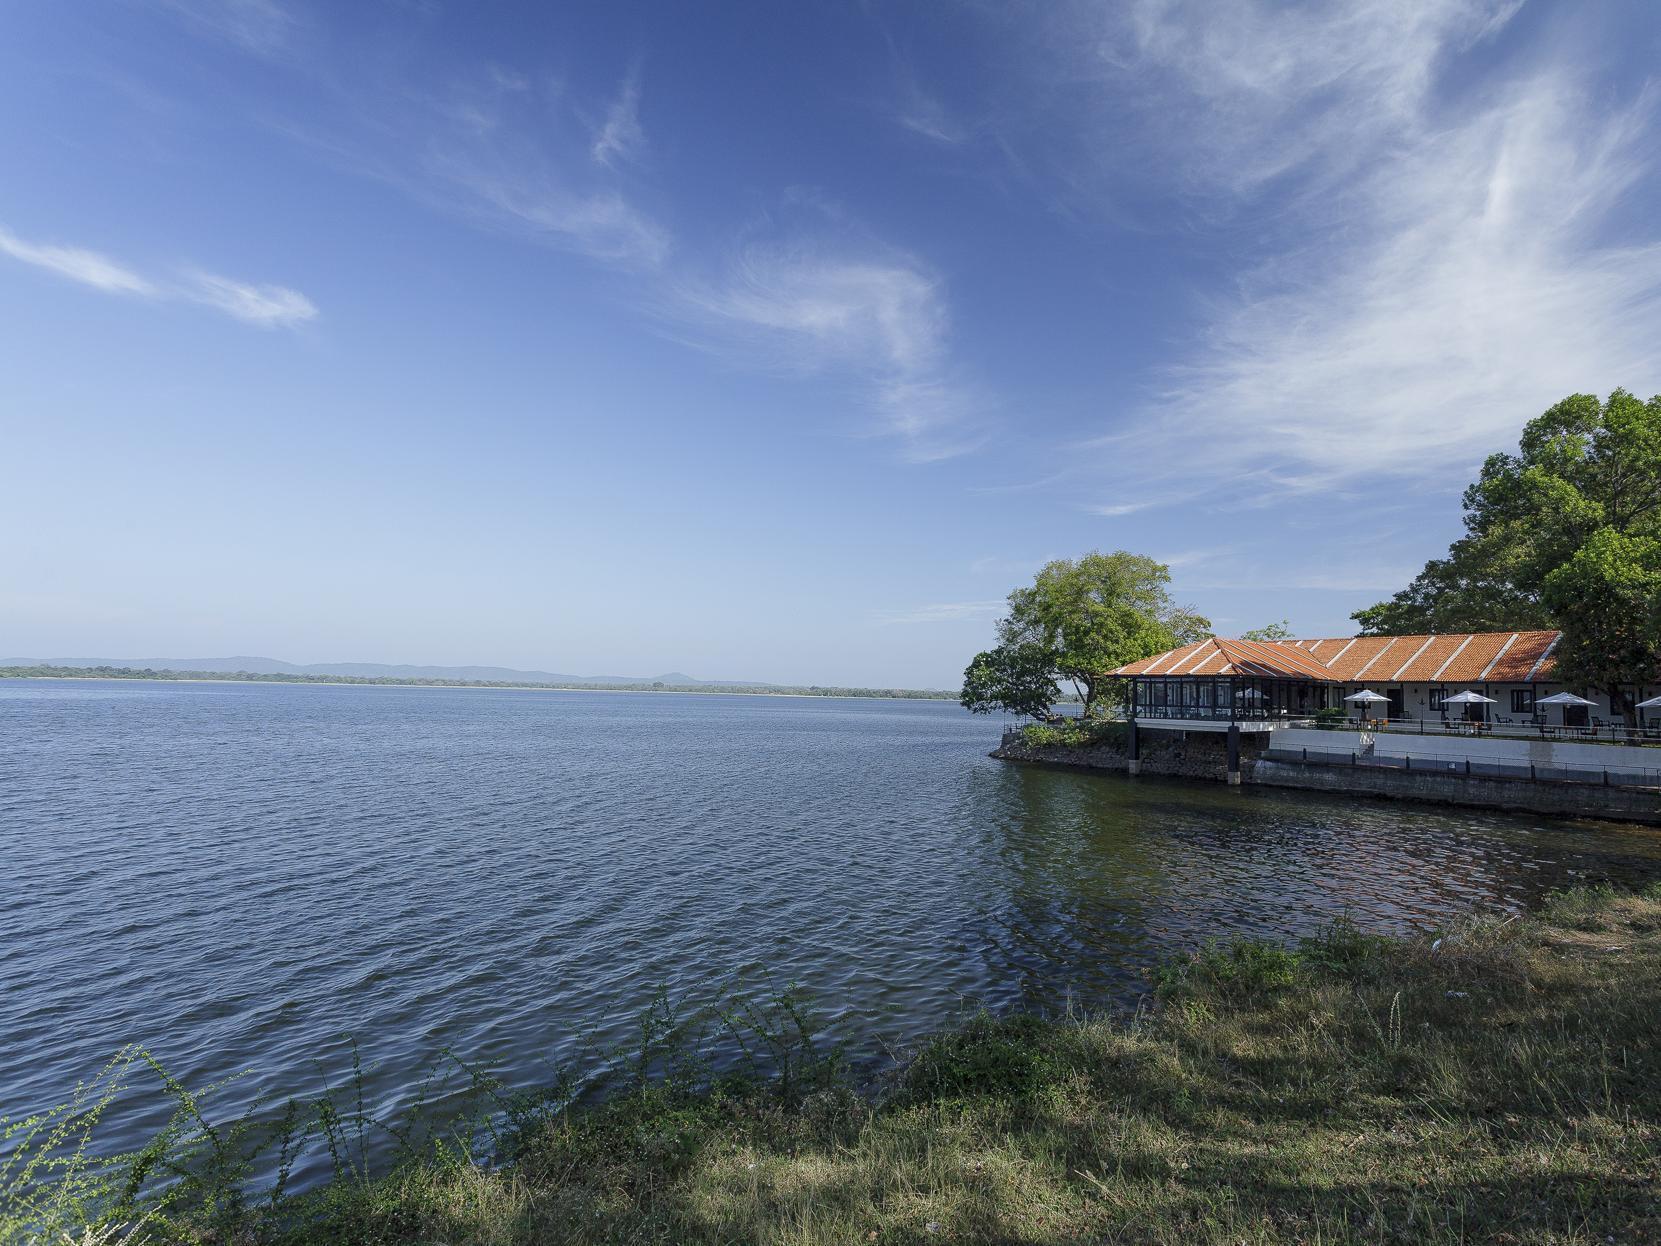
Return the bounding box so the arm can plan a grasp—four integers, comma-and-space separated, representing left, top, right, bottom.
4, 1, 1660, 687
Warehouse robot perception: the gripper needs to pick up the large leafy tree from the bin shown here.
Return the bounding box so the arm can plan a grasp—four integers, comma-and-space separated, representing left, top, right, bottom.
1541, 529, 1661, 724
1354, 390, 1661, 635
959, 642, 1060, 720
960, 551, 1210, 720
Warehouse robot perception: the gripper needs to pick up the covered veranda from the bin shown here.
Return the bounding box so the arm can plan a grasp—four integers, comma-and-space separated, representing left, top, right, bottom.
1125, 674, 1340, 724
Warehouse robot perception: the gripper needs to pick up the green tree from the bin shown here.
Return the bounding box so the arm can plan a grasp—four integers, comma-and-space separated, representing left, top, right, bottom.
1354, 390, 1661, 635
1240, 620, 1293, 641
976, 551, 1209, 719
1540, 529, 1661, 725
959, 642, 1062, 720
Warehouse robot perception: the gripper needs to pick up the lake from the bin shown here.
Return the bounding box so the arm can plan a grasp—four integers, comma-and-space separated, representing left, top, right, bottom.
3, 678, 1659, 1163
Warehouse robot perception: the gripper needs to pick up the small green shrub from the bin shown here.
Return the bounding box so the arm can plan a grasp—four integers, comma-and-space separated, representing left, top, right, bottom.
1298, 917, 1389, 975
1155, 937, 1301, 1001
1019, 719, 1126, 750
1314, 707, 1347, 729
1541, 883, 1620, 929
901, 1014, 1060, 1100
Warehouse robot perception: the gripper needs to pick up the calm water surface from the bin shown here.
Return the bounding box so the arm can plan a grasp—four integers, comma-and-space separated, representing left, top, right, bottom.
3, 679, 1659, 1160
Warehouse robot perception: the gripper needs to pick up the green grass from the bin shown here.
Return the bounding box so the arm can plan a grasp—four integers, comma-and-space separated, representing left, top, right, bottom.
7, 886, 1661, 1244
1018, 719, 1127, 749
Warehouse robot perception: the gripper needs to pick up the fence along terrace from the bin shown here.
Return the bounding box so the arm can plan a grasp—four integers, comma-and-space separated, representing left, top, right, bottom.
1112, 630, 1661, 744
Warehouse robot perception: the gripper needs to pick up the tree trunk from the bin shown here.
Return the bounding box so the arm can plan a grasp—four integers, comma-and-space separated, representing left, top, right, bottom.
1609, 685, 1637, 729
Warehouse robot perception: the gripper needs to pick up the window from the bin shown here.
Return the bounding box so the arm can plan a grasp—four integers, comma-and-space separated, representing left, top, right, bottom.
1429, 687, 1445, 712
1511, 689, 1534, 715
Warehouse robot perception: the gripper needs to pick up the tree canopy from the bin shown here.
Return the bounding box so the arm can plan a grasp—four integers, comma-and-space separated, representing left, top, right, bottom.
960, 551, 1209, 720
1353, 390, 1661, 720
1540, 530, 1661, 722
1355, 390, 1661, 635
1241, 620, 1294, 641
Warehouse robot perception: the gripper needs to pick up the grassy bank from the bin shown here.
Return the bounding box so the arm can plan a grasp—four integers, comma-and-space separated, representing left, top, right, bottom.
7, 886, 1660, 1245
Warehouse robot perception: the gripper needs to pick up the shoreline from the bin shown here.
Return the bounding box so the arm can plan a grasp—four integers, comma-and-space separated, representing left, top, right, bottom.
0, 671, 958, 704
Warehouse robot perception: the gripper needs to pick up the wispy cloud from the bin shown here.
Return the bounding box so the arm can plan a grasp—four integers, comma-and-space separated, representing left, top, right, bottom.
878, 600, 1006, 624
301, 63, 671, 270
1148, 74, 1661, 483
1085, 500, 1154, 517
0, 227, 154, 295
1087, 0, 1516, 202
158, 0, 297, 56
1018, 1, 1661, 490
0, 224, 316, 328
668, 208, 988, 459
590, 66, 646, 168
184, 271, 318, 327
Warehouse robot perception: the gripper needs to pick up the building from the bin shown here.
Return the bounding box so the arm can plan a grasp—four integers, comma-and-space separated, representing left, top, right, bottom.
1111, 630, 1654, 732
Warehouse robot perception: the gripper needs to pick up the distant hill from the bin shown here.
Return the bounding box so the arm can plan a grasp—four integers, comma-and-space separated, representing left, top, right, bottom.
0, 657, 766, 687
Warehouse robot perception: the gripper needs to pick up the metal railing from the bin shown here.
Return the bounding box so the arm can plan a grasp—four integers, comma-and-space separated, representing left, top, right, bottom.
1263, 744, 1661, 789
1129, 705, 1296, 722
1311, 716, 1661, 748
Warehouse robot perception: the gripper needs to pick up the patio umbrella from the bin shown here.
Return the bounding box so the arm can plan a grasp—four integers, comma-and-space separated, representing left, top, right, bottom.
1537, 690, 1596, 726
1441, 690, 1497, 722
1636, 694, 1661, 710
1345, 690, 1389, 721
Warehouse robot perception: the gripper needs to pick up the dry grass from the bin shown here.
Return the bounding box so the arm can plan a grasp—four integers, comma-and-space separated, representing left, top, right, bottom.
8, 885, 1661, 1245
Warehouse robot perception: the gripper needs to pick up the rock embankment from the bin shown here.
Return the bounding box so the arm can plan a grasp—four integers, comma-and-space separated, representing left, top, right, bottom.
992, 727, 1265, 782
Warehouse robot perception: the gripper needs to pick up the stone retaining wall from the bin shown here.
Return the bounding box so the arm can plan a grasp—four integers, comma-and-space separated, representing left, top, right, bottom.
992, 729, 1267, 783
1251, 758, 1660, 826
992, 728, 1659, 826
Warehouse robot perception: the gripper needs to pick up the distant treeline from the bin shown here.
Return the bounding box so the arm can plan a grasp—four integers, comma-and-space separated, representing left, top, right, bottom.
0, 664, 955, 701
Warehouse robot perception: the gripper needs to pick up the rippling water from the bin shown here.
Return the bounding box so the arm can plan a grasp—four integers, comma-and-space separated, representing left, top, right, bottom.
3, 678, 1659, 1164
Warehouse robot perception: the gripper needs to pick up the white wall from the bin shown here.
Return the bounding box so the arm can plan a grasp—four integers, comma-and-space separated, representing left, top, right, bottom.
1275, 727, 1660, 771
1355, 682, 1658, 725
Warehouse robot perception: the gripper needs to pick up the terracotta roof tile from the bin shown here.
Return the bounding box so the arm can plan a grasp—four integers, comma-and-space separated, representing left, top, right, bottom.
1114, 630, 1566, 683
1487, 631, 1560, 681
1437, 632, 1510, 682
1392, 634, 1463, 682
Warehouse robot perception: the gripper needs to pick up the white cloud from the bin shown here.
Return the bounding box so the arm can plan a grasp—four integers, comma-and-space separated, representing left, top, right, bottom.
439, 162, 671, 267
0, 224, 316, 328
879, 601, 1006, 624
186, 272, 318, 327
1085, 500, 1153, 517
159, 0, 296, 55
591, 68, 646, 168
1155, 78, 1661, 483
1047, 0, 1661, 488
670, 220, 987, 459
1093, 0, 1517, 201
344, 67, 671, 269
0, 227, 154, 295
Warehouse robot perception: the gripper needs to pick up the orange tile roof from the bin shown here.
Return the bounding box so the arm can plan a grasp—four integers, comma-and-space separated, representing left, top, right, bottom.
1113, 630, 1564, 682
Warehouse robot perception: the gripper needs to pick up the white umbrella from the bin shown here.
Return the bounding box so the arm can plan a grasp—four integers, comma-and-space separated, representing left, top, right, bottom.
1537, 690, 1596, 727
1636, 694, 1661, 710
1442, 689, 1497, 722
1345, 690, 1389, 721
